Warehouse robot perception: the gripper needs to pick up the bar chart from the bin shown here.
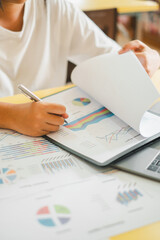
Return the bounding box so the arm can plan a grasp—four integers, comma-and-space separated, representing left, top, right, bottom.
0, 139, 60, 161
116, 189, 143, 206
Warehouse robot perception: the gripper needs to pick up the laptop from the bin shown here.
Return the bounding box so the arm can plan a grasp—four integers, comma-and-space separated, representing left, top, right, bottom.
112, 139, 160, 182
113, 102, 160, 182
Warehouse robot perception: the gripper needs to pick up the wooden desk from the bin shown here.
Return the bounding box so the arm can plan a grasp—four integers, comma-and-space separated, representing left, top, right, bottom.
0, 84, 74, 104
70, 0, 159, 14
111, 221, 160, 240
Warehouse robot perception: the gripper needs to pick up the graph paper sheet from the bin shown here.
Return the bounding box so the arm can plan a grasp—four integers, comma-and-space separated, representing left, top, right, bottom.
0, 129, 103, 199
0, 126, 160, 239
72, 52, 160, 138
46, 86, 160, 166
0, 168, 160, 240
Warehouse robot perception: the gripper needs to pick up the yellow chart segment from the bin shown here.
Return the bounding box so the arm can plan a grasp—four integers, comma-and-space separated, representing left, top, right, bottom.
110, 221, 160, 240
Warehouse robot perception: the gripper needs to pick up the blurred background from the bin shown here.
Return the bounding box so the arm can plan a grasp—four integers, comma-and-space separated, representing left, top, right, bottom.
67, 0, 160, 80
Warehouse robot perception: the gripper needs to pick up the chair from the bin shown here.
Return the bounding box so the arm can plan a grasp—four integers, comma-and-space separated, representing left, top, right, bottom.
84, 8, 117, 40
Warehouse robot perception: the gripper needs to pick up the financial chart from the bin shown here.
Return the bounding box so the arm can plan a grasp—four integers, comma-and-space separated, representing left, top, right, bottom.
46, 87, 144, 164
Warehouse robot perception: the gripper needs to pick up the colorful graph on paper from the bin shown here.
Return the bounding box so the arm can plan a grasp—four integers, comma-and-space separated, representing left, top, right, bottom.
65, 107, 114, 131
72, 97, 91, 106
37, 205, 71, 227
0, 139, 60, 161
97, 126, 133, 144
0, 168, 17, 184
41, 157, 76, 174
116, 189, 143, 206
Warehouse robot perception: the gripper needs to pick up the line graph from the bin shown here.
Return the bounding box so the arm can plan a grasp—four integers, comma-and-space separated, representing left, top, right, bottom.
65, 107, 114, 131
97, 126, 133, 144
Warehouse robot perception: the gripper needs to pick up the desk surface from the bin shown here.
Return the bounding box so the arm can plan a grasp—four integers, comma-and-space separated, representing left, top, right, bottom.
69, 0, 159, 14
0, 84, 74, 104
111, 221, 160, 240
0, 70, 160, 239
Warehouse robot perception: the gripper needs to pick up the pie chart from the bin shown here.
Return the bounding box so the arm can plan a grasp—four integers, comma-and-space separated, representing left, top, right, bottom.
37, 205, 71, 227
0, 168, 17, 184
72, 98, 91, 106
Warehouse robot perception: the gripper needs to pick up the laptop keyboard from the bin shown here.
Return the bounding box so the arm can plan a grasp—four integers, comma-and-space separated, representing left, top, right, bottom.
147, 153, 160, 173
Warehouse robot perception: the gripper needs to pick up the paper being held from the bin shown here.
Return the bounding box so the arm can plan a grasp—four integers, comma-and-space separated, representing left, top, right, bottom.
71, 51, 160, 138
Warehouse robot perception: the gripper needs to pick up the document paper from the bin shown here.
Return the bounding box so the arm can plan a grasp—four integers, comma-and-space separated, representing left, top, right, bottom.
46, 52, 160, 165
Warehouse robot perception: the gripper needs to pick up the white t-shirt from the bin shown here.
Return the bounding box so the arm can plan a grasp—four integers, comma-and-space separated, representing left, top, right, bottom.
0, 0, 120, 97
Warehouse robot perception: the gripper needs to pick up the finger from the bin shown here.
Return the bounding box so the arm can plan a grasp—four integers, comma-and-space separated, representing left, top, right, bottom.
119, 40, 145, 54
62, 113, 69, 119
40, 130, 51, 135
43, 102, 67, 115
41, 124, 60, 133
45, 113, 65, 125
29, 130, 51, 137
118, 48, 130, 54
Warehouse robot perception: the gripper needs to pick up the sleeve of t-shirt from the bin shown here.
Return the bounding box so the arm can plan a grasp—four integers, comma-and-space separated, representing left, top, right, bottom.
61, 0, 121, 64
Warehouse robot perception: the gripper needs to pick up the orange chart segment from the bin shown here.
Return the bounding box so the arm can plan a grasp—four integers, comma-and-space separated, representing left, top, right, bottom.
37, 205, 71, 228
0, 168, 17, 184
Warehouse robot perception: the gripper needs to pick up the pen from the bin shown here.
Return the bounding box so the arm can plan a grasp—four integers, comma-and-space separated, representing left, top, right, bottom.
18, 84, 68, 124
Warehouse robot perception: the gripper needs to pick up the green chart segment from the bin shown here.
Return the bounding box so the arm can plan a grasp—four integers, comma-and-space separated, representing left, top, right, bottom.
37, 205, 71, 227
72, 98, 91, 106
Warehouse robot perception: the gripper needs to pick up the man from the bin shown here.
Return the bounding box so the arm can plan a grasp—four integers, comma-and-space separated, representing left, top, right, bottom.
0, 0, 159, 136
